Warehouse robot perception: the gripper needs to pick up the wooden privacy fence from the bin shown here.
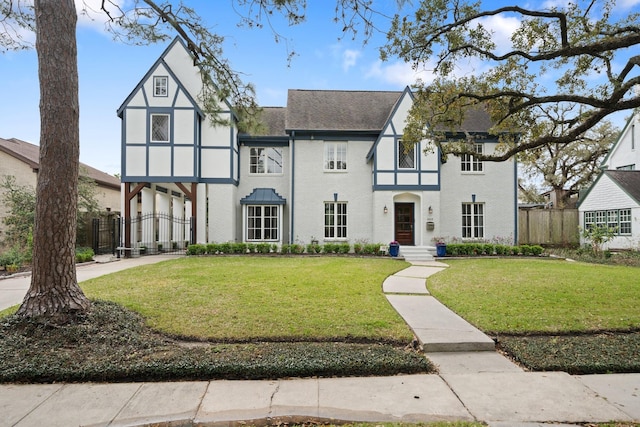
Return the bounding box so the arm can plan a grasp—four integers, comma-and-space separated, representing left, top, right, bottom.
518, 208, 579, 247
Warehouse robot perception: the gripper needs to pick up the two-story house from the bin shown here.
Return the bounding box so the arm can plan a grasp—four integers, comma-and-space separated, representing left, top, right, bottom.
578, 110, 640, 249
117, 38, 518, 257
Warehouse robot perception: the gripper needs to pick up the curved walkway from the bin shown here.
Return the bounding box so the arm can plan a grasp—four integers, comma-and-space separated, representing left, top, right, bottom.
0, 257, 638, 426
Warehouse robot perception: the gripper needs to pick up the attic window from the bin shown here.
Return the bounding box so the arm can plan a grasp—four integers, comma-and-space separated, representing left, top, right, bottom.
154, 76, 168, 97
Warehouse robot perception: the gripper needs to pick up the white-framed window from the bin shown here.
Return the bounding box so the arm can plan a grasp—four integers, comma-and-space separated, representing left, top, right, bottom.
585, 209, 632, 235
324, 202, 347, 239
324, 142, 347, 171
247, 205, 279, 241
461, 143, 483, 172
153, 76, 168, 97
462, 202, 484, 239
150, 114, 170, 142
249, 147, 283, 174
397, 139, 416, 169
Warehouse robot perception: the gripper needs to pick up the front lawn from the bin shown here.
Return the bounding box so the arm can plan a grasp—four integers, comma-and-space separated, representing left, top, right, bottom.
1, 257, 435, 383
81, 256, 414, 343
427, 258, 640, 373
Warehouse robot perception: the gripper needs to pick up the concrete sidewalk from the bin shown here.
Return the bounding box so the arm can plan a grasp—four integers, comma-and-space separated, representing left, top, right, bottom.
0, 254, 180, 311
1, 257, 639, 426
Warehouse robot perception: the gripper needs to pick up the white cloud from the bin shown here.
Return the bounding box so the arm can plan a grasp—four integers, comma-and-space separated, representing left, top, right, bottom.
364, 60, 434, 87
342, 49, 361, 72
475, 14, 521, 55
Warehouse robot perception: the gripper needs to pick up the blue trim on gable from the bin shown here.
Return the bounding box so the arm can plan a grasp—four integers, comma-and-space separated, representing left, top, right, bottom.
122, 176, 198, 184
366, 86, 412, 161
117, 39, 204, 119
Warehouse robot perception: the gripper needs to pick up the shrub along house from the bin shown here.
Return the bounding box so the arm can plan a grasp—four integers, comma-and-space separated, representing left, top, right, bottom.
578, 110, 640, 250
117, 38, 518, 259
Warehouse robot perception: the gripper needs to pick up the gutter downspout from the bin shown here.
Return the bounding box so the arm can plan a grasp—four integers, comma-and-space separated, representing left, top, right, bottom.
290, 130, 295, 244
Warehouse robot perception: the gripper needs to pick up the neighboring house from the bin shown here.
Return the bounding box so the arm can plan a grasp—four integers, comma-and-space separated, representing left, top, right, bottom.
117, 38, 518, 255
0, 137, 121, 247
578, 110, 640, 249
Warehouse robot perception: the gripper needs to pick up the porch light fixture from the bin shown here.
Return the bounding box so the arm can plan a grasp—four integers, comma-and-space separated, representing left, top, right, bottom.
428, 206, 433, 214
383, 205, 388, 214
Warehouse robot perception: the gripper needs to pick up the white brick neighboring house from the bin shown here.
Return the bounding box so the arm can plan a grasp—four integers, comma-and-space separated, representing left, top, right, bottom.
578, 111, 640, 250
117, 38, 518, 253
0, 137, 121, 249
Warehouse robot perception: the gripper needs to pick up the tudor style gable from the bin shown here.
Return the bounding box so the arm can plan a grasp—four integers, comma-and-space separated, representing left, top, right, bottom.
367, 87, 440, 190
117, 38, 238, 184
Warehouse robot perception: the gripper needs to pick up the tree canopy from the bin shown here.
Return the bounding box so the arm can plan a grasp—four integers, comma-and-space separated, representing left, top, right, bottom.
383, 0, 640, 161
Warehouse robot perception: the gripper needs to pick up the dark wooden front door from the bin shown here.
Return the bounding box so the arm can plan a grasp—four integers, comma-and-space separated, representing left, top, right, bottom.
394, 203, 414, 245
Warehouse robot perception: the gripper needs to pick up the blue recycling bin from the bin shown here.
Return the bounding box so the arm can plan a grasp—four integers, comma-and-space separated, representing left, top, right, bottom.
389, 243, 400, 257
436, 243, 446, 257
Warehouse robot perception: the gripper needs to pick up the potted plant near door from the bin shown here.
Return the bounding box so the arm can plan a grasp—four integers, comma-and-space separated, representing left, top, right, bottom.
434, 238, 447, 257
388, 240, 400, 257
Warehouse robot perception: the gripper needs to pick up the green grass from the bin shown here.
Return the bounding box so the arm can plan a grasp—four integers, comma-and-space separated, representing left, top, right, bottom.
427, 258, 640, 334
81, 256, 414, 343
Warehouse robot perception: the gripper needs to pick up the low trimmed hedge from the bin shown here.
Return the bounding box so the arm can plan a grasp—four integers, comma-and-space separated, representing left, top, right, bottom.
187, 242, 388, 256
443, 243, 544, 257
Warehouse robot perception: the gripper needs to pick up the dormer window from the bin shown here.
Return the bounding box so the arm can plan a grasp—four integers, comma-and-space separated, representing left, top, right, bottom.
154, 76, 168, 97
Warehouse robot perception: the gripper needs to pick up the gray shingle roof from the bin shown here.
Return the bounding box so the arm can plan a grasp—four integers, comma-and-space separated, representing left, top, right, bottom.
285, 89, 403, 132
258, 107, 287, 137
0, 137, 120, 189
605, 170, 640, 204
253, 89, 494, 136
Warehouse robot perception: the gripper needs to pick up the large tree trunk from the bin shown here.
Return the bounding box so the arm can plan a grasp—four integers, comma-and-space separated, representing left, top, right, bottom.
16, 0, 91, 321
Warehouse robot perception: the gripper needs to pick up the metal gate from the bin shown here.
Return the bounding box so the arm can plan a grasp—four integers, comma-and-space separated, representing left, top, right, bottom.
91, 214, 193, 256
122, 213, 194, 255
91, 217, 121, 255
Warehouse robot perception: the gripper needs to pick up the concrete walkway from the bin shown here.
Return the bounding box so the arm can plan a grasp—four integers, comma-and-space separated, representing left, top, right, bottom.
1, 257, 639, 426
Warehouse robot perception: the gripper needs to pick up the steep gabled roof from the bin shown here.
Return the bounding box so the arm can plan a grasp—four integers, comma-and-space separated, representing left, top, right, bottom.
116, 37, 205, 119
285, 89, 403, 132
0, 137, 120, 189
600, 110, 637, 167
605, 170, 640, 204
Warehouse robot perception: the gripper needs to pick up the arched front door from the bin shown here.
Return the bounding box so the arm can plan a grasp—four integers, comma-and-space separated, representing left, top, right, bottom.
394, 203, 414, 245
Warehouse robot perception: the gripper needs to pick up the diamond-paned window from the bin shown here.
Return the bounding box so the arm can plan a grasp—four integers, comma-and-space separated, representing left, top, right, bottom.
151, 114, 170, 142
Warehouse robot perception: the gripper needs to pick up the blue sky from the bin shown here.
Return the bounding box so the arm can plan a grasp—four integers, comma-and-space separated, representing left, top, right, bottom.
1, 0, 639, 176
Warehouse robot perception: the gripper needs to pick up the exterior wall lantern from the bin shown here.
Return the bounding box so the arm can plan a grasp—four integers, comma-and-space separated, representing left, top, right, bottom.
383, 205, 388, 214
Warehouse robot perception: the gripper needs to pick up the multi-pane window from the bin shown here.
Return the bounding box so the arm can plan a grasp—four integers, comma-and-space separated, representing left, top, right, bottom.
249, 147, 283, 174
153, 76, 168, 97
397, 140, 416, 169
247, 205, 279, 241
150, 114, 170, 142
462, 202, 484, 239
324, 142, 347, 171
584, 209, 632, 235
324, 202, 347, 239
461, 143, 483, 172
